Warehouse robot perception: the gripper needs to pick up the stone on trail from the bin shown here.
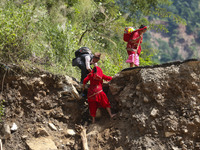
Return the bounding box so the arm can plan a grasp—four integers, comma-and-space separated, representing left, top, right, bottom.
26, 137, 58, 150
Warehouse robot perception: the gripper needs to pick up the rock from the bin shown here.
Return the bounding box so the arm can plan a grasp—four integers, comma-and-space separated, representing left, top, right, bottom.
64, 75, 78, 85
48, 123, 57, 131
57, 81, 64, 88
60, 84, 80, 100
66, 139, 75, 146
150, 108, 159, 117
136, 84, 140, 90
194, 115, 200, 124
35, 127, 49, 137
34, 96, 40, 101
182, 128, 188, 133
39, 90, 46, 96
66, 129, 76, 136
10, 123, 18, 132
21, 135, 28, 140
38, 81, 44, 86
143, 96, 149, 103
164, 116, 178, 132
172, 146, 180, 150
40, 74, 47, 78
26, 137, 58, 150
109, 84, 123, 95
70, 84, 81, 100
3, 123, 11, 139
32, 77, 44, 86
165, 132, 176, 137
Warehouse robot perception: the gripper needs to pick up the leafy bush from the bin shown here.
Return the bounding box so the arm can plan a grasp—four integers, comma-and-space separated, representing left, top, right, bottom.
0, 0, 188, 80
101, 53, 124, 76
0, 1, 34, 62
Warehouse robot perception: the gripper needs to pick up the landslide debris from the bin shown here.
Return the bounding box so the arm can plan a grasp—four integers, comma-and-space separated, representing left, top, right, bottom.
0, 59, 199, 150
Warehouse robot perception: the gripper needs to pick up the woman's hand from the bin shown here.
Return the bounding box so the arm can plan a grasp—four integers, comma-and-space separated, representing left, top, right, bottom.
82, 84, 85, 91
88, 68, 92, 72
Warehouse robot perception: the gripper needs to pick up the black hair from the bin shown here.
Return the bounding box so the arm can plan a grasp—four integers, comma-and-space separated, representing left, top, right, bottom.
139, 25, 146, 29
93, 56, 100, 59
93, 67, 97, 73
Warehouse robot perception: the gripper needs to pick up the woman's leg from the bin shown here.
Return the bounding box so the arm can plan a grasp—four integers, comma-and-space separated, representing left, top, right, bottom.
130, 63, 135, 68
92, 117, 95, 123
106, 107, 116, 118
89, 102, 98, 123
134, 54, 140, 67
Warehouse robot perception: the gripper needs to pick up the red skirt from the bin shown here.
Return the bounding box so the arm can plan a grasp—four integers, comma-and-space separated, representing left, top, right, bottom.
88, 91, 111, 117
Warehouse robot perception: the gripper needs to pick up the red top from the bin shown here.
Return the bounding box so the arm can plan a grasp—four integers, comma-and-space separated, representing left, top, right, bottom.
83, 66, 112, 102
126, 31, 143, 55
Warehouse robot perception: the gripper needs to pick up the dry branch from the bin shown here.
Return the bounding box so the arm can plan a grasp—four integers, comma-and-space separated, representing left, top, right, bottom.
0, 139, 2, 150
76, 125, 89, 150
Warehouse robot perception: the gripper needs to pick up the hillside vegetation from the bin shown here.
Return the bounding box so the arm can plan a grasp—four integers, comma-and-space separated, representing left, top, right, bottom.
0, 0, 198, 80
149, 0, 200, 63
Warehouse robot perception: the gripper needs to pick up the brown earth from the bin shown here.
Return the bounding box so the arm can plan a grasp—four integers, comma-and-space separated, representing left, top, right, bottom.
0, 59, 200, 150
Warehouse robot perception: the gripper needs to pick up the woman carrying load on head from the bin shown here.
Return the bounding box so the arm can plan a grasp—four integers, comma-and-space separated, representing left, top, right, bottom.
126, 25, 147, 67
82, 66, 116, 123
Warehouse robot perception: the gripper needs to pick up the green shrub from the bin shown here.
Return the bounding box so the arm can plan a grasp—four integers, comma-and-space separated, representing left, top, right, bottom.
0, 1, 34, 62
101, 53, 124, 76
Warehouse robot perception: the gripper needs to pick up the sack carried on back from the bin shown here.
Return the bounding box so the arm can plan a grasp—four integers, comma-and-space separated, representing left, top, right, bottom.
123, 27, 135, 42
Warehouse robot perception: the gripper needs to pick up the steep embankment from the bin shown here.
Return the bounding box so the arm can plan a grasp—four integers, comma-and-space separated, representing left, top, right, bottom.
108, 59, 200, 150
0, 65, 85, 150
0, 59, 199, 150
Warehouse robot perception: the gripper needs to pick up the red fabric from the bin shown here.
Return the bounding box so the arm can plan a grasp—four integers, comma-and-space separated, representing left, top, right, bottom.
126, 31, 143, 55
88, 94, 111, 117
136, 26, 147, 32
89, 102, 98, 117
83, 66, 112, 117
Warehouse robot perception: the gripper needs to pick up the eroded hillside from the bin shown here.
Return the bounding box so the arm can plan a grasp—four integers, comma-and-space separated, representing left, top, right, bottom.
0, 59, 199, 150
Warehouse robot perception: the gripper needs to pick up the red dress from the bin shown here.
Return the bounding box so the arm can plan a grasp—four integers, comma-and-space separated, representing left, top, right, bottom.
83, 66, 112, 117
126, 31, 143, 55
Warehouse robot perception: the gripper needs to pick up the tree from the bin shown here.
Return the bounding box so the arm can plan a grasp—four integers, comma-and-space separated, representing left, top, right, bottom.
0, 0, 187, 77
117, 0, 185, 30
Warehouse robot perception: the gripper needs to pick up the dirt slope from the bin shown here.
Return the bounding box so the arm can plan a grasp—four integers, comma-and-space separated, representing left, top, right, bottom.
0, 59, 199, 150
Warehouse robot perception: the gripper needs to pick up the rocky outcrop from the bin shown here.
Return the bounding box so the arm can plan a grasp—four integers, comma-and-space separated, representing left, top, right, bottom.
0, 65, 83, 150
108, 59, 200, 150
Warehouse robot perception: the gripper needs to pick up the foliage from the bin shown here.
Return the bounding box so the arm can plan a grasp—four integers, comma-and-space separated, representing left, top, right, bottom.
153, 39, 183, 63
139, 47, 157, 66
0, 0, 188, 80
101, 53, 124, 76
140, 53, 156, 66
0, 1, 34, 62
171, 0, 200, 34
146, 0, 200, 63
117, 0, 185, 31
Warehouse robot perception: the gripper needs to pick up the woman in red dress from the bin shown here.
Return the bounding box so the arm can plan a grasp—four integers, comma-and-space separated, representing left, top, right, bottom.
83, 66, 115, 123
126, 25, 147, 67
